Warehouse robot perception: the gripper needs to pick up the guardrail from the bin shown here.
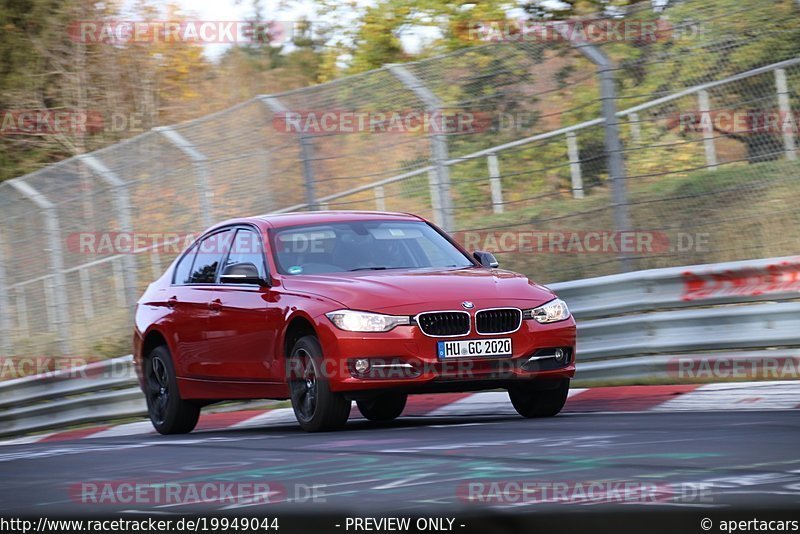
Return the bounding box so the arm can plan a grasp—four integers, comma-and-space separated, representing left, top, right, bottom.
0, 356, 145, 437
1, 255, 799, 437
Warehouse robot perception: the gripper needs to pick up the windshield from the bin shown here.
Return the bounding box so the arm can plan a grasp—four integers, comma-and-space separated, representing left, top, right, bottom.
271, 220, 474, 275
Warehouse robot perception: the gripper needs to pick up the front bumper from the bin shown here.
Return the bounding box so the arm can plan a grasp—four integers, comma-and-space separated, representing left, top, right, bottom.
315, 313, 576, 394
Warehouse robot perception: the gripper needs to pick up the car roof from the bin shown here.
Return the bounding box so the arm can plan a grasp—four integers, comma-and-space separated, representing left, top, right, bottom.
250, 210, 424, 229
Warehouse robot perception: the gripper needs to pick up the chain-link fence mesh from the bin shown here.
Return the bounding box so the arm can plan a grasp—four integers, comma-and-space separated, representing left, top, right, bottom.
1, 0, 799, 359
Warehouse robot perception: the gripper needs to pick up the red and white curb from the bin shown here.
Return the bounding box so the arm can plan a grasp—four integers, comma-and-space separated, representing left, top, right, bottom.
2, 380, 798, 446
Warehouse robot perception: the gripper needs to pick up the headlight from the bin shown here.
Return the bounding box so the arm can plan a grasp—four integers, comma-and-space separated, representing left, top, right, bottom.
325, 309, 411, 332
523, 298, 570, 324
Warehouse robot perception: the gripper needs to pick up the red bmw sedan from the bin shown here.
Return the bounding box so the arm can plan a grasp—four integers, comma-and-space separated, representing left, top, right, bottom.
133, 211, 576, 433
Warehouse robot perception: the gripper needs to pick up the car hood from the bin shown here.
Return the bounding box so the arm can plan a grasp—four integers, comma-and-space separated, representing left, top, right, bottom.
280, 267, 556, 313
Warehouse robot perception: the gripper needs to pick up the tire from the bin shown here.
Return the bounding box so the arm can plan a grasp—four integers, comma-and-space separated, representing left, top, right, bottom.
356, 393, 407, 422
144, 345, 200, 434
288, 336, 351, 432
508, 379, 570, 418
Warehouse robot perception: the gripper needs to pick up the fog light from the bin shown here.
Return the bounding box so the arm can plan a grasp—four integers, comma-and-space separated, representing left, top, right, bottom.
554, 348, 566, 362
354, 359, 370, 373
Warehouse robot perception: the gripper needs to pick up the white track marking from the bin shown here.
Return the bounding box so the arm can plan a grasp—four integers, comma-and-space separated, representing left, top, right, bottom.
427, 392, 516, 416
86, 421, 156, 439
427, 388, 587, 417
230, 408, 300, 429
653, 381, 800, 411
0, 433, 56, 446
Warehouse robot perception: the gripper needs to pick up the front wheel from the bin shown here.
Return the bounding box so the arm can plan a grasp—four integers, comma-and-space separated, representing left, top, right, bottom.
288, 336, 351, 432
144, 345, 200, 434
508, 379, 569, 418
356, 393, 407, 422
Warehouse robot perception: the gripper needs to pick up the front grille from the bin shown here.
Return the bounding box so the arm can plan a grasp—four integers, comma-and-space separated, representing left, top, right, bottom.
476, 308, 522, 334
416, 311, 470, 337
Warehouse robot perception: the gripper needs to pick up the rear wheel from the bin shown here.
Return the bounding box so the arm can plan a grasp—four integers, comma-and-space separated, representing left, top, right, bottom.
144, 345, 200, 434
288, 336, 351, 432
357, 393, 407, 422
508, 379, 569, 418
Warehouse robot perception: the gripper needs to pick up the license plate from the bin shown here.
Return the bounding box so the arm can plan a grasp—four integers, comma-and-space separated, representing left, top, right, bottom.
437, 338, 512, 359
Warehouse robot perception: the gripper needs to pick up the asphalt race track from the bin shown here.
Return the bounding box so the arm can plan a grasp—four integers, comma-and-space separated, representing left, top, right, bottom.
1, 410, 799, 519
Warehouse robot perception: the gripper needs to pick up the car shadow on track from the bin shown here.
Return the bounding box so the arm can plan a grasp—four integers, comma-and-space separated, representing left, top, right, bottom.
190, 412, 576, 438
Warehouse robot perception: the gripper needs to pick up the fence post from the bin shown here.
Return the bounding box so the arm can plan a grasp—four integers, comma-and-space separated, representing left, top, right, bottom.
43, 277, 56, 328
78, 154, 138, 307
486, 154, 505, 214
425, 168, 445, 227
697, 90, 718, 169
262, 149, 273, 212
628, 112, 642, 144
78, 267, 94, 320
374, 186, 386, 211
565, 132, 585, 199
112, 257, 127, 307
7, 179, 71, 355
15, 287, 28, 337
150, 251, 162, 280
775, 68, 797, 161
155, 127, 214, 227
559, 32, 633, 271
386, 64, 454, 231
0, 230, 12, 356
260, 96, 319, 211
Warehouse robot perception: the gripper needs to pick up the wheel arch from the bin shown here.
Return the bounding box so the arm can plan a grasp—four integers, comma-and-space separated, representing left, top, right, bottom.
139, 325, 174, 369
133, 327, 171, 393
142, 328, 169, 360
282, 313, 319, 360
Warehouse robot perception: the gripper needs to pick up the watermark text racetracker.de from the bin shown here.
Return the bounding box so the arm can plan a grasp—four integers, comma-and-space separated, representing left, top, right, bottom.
271, 109, 584, 135
272, 109, 490, 135
457, 480, 714, 505
0, 356, 135, 380
669, 355, 800, 380
2, 355, 557, 382
670, 109, 799, 135
0, 109, 102, 136
66, 229, 712, 257
0, 109, 158, 136
69, 481, 326, 506
67, 232, 200, 255
453, 230, 710, 255
67, 18, 699, 47
466, 18, 703, 43
69, 20, 314, 46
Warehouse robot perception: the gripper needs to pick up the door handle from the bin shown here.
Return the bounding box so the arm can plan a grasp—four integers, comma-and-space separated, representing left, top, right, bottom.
167, 296, 178, 308
208, 299, 223, 312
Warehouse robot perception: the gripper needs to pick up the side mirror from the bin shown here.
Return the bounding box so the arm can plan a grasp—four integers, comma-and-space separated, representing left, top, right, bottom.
220, 262, 269, 286
473, 250, 499, 269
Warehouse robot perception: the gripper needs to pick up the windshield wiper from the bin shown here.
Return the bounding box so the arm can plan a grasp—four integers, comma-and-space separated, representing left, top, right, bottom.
347, 265, 465, 272
347, 266, 420, 272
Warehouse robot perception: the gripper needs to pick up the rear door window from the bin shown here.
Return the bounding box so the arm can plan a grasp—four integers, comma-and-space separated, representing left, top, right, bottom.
173, 244, 198, 285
